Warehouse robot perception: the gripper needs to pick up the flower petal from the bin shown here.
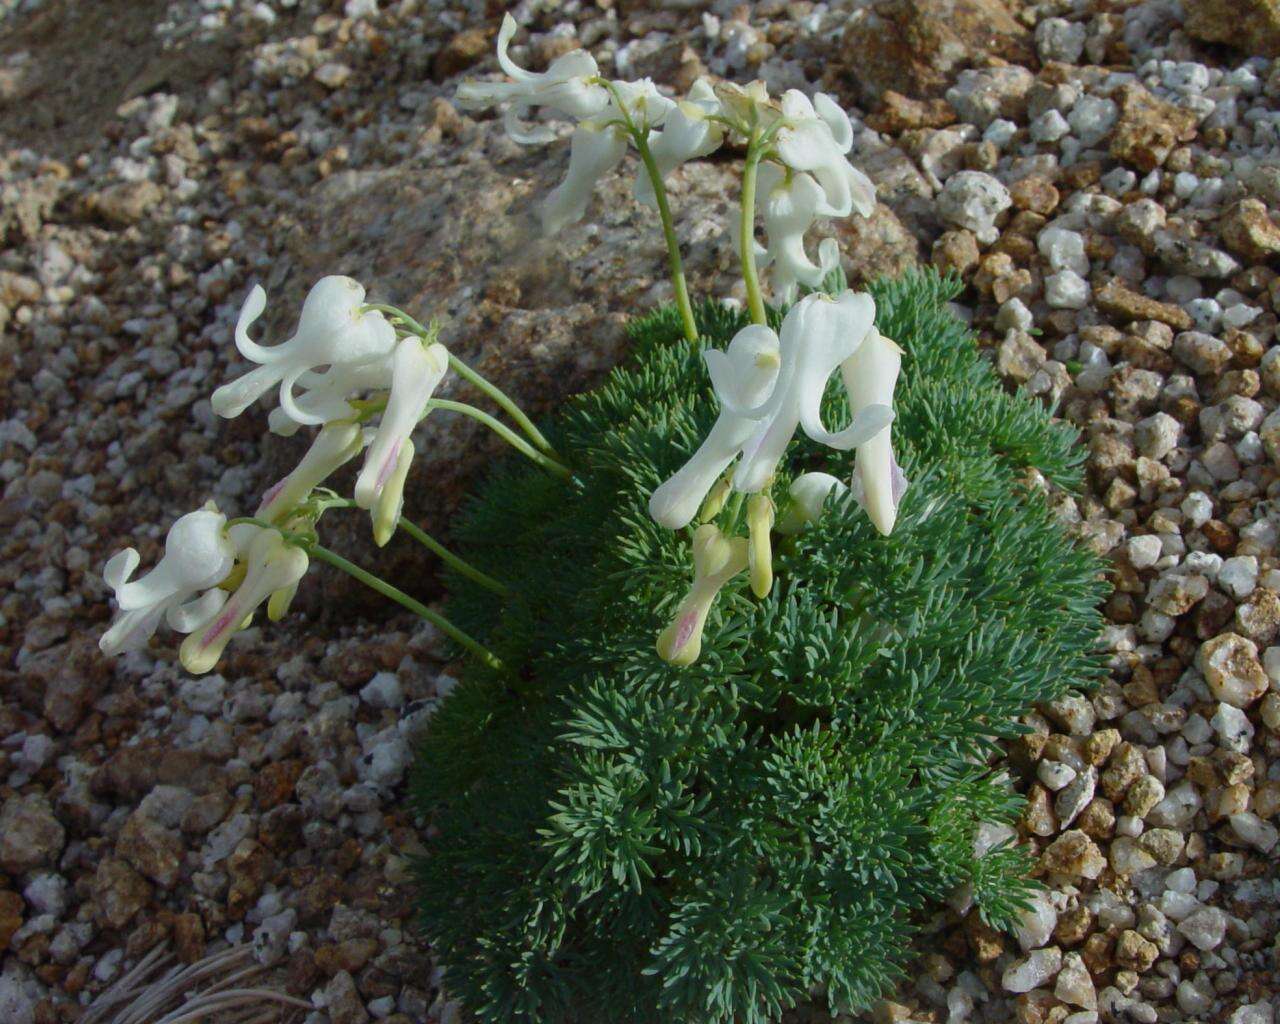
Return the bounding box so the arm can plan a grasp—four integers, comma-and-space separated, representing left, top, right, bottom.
541, 124, 628, 235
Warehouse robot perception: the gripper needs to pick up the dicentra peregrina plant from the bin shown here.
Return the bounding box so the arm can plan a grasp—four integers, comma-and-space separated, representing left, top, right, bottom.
86, 15, 1105, 1023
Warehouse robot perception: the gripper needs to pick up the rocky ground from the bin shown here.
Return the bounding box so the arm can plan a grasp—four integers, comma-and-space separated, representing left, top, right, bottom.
1, 0, 1279, 1022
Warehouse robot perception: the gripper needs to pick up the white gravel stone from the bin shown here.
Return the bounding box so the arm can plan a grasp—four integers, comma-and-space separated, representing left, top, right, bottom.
995, 297, 1034, 332
1067, 95, 1117, 147
1127, 534, 1163, 569
1176, 976, 1215, 1016
1014, 890, 1058, 951
1157, 889, 1200, 922
179, 674, 226, 715
1211, 702, 1255, 753
1263, 646, 1280, 682
13, 734, 54, 775
1054, 766, 1096, 828
1177, 905, 1227, 951
252, 908, 297, 966
936, 171, 1012, 244
21, 874, 68, 918
1035, 17, 1087, 63
1219, 555, 1259, 599
1045, 270, 1090, 309
1147, 781, 1202, 827
1054, 951, 1096, 1010
1002, 946, 1062, 993
360, 672, 405, 709
1134, 412, 1180, 460
1039, 226, 1090, 276
1229, 812, 1279, 853
1031, 109, 1071, 142
1180, 491, 1213, 527
1037, 760, 1077, 791
1228, 1003, 1275, 1024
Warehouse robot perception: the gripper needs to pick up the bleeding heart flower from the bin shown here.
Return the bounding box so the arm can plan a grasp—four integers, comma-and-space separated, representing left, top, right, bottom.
100, 504, 238, 656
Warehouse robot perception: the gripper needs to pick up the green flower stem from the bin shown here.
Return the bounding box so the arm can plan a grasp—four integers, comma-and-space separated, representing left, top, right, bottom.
320, 497, 510, 598
632, 131, 698, 343
307, 542, 504, 671
446, 354, 555, 457
397, 518, 512, 598
600, 79, 698, 344
222, 518, 504, 670
363, 303, 558, 458
426, 399, 573, 480
739, 127, 768, 327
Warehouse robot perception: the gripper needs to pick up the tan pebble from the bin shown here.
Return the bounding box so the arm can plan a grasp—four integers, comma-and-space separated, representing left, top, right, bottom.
1115, 929, 1159, 972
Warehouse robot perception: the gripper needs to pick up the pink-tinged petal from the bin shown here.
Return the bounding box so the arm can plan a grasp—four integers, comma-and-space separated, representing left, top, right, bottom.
890, 453, 909, 505
375, 438, 403, 490
672, 610, 699, 655
261, 478, 286, 509
197, 600, 243, 650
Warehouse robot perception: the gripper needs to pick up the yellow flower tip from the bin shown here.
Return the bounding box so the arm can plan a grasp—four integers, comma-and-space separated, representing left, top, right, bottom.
371, 440, 415, 547
746, 494, 775, 599
754, 348, 781, 371
267, 583, 299, 622
658, 526, 751, 666
657, 611, 703, 666
217, 563, 247, 592
698, 476, 732, 523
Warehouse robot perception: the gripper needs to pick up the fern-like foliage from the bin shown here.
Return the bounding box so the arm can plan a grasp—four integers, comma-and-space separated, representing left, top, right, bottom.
411, 268, 1106, 1023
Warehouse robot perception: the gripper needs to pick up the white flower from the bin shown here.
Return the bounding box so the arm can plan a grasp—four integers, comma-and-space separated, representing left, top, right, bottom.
649, 291, 893, 528
541, 122, 629, 234
776, 472, 847, 534
714, 79, 776, 132
100, 505, 237, 656
541, 78, 676, 234
635, 79, 724, 208
754, 165, 842, 303
257, 421, 366, 523
454, 14, 608, 145
179, 528, 309, 675
648, 323, 781, 530
656, 524, 748, 666
841, 327, 908, 535
732, 291, 893, 494
212, 277, 397, 424
354, 336, 450, 544
266, 361, 394, 437
776, 91, 876, 220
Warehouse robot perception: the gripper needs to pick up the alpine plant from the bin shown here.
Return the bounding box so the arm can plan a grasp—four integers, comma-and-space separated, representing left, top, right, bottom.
98, 12, 1105, 1024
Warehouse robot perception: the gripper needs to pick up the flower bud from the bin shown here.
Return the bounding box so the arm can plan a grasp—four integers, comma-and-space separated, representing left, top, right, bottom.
179, 529, 308, 675
775, 472, 847, 534
746, 493, 775, 598
656, 525, 749, 666
257, 421, 364, 523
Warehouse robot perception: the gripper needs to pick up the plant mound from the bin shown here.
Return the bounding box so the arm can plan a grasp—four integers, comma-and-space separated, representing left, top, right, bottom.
411, 270, 1105, 1023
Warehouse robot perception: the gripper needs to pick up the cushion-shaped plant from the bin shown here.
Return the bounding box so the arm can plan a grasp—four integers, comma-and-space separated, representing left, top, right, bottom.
411, 268, 1106, 1023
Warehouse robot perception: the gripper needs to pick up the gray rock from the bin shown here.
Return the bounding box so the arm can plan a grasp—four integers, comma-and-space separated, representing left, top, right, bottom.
0, 794, 65, 875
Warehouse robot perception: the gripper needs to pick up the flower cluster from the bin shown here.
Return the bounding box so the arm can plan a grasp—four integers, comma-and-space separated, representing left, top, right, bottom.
455, 14, 875, 303
100, 10, 903, 676
648, 292, 906, 664
98, 502, 307, 674
214, 275, 450, 540
100, 276, 477, 673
